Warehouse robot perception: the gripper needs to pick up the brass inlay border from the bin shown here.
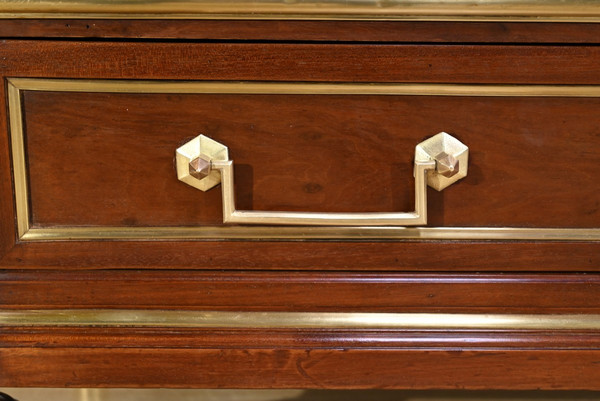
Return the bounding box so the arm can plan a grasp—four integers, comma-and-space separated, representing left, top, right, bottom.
2, 0, 600, 22
8, 77, 600, 241
2, 310, 600, 330
18, 226, 600, 241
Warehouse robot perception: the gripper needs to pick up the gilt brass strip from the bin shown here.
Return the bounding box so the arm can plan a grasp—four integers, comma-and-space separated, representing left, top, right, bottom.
2, 310, 600, 330
7, 80, 29, 239
2, 0, 600, 22
17, 227, 600, 241
11, 79, 600, 98
8, 78, 600, 241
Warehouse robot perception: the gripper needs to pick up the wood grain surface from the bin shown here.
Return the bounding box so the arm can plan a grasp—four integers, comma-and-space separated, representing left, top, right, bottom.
1, 30, 600, 390
2, 41, 600, 84
21, 91, 600, 229
2, 241, 600, 271
1, 20, 600, 43
0, 77, 15, 260
1, 40, 600, 270
2, 345, 600, 389
2, 271, 600, 312
6, 326, 600, 349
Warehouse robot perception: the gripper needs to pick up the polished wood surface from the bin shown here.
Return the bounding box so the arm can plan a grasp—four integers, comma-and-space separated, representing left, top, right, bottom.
2, 41, 600, 84
3, 271, 600, 312
1, 21, 599, 390
1, 20, 600, 43
22, 92, 600, 228
0, 82, 13, 261
2, 40, 600, 270
2, 345, 600, 389
3, 241, 600, 271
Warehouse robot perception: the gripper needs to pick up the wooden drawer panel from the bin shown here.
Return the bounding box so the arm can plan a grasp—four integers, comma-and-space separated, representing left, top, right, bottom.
1, 41, 600, 270
20, 88, 600, 229
1, 28, 600, 390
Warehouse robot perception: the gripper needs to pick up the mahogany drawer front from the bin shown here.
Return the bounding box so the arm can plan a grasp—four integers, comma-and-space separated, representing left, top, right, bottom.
1, 40, 600, 270
13, 83, 600, 230
0, 27, 600, 390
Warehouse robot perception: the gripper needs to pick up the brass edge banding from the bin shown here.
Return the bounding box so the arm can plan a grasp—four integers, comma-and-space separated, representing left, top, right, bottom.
11, 79, 600, 98
19, 227, 600, 241
9, 78, 600, 241
2, 310, 600, 330
3, 0, 600, 22
7, 14, 600, 22
6, 79, 30, 239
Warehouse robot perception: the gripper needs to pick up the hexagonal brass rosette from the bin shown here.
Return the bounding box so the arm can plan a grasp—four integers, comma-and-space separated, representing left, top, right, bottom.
175, 135, 229, 192
415, 132, 469, 191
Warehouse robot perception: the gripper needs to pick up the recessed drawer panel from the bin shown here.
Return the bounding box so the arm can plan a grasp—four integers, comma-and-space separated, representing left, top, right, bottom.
12, 81, 600, 231
1, 41, 600, 270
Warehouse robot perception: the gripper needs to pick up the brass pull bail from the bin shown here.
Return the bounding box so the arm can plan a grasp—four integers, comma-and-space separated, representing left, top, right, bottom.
176, 132, 468, 226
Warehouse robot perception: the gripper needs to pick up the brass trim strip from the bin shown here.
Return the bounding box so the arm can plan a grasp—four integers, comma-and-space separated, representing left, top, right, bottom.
2, 310, 600, 330
2, 0, 600, 22
12, 79, 600, 97
7, 80, 29, 239
18, 226, 600, 241
8, 78, 600, 241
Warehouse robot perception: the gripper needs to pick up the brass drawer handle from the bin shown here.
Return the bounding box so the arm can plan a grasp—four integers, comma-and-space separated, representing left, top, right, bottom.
176, 132, 468, 226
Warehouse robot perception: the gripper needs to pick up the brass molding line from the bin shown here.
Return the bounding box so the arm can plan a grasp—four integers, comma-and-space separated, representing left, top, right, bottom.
2, 310, 600, 330
7, 80, 28, 239
11, 79, 600, 97
2, 0, 600, 22
8, 78, 600, 241
18, 227, 600, 241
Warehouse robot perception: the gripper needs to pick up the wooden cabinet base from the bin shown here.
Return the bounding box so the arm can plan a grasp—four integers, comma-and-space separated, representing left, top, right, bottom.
1, 18, 599, 390
3, 327, 600, 389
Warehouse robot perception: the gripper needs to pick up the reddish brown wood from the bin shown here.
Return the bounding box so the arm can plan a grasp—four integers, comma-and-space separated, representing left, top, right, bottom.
3, 41, 600, 84
2, 346, 600, 389
2, 241, 600, 271
2, 271, 600, 312
5, 326, 600, 349
1, 34, 600, 390
2, 20, 600, 43
1, 40, 599, 270
0, 83, 16, 258
1, 241, 600, 271
21, 92, 600, 229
